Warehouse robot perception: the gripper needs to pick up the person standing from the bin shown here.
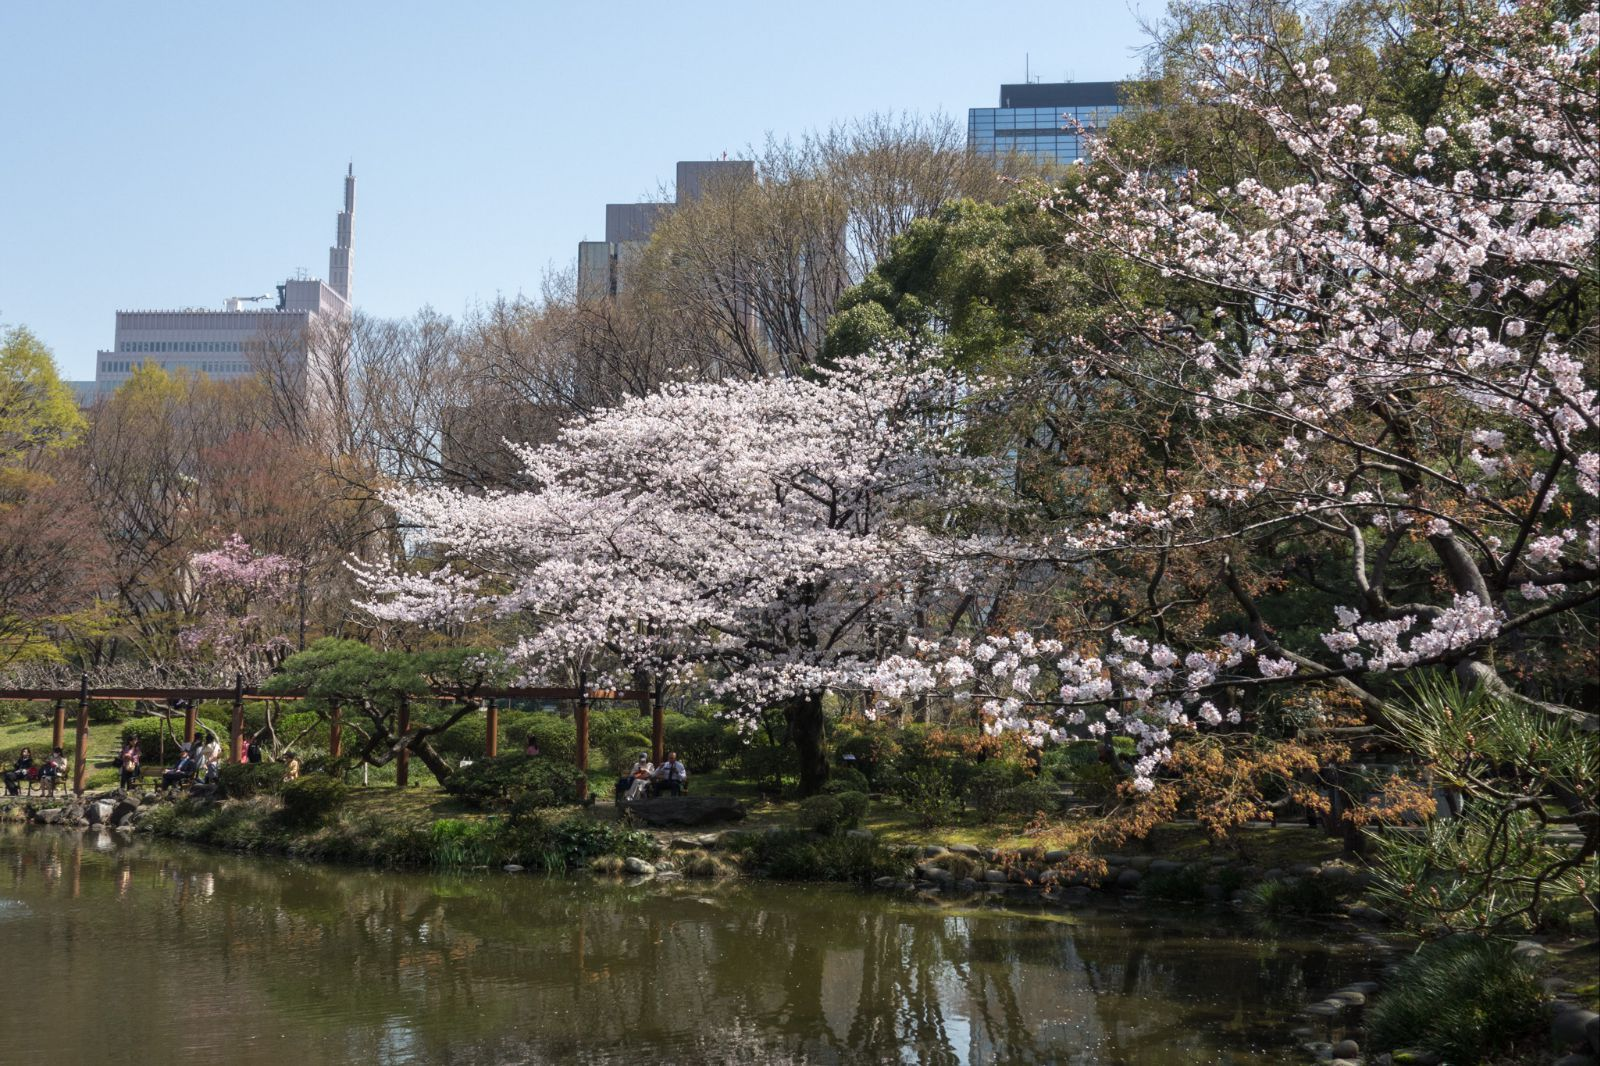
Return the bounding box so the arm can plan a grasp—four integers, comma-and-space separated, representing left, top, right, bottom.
118, 741, 141, 791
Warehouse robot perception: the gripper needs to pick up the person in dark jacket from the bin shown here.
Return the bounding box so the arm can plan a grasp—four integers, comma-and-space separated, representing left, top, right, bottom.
4, 748, 35, 795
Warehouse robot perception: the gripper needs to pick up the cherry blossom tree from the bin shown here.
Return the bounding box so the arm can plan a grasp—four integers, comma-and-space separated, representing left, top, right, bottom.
873, 0, 1598, 794
358, 353, 996, 792
181, 533, 298, 679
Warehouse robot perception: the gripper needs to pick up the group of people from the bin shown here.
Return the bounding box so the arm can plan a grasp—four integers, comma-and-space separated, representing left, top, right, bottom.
159, 734, 224, 789
614, 751, 688, 804
4, 747, 67, 796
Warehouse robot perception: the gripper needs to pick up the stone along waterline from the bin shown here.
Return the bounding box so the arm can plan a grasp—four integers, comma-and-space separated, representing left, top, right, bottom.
1, 825, 1378, 1065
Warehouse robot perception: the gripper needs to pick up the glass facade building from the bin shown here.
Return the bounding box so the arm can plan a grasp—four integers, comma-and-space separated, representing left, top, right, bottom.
968, 82, 1132, 167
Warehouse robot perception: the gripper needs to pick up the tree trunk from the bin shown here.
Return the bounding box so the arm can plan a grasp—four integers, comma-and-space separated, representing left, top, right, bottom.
411, 737, 454, 786
786, 692, 829, 796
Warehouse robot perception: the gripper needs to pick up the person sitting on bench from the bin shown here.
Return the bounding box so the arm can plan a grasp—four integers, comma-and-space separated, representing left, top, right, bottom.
652, 752, 688, 797
162, 750, 198, 789
624, 753, 655, 802
4, 748, 34, 796
42, 748, 67, 795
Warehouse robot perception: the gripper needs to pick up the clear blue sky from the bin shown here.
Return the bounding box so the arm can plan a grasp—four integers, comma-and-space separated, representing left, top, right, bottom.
0, 0, 1152, 381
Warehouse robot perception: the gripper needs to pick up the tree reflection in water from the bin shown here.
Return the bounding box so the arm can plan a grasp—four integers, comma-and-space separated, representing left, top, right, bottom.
1, 826, 1374, 1065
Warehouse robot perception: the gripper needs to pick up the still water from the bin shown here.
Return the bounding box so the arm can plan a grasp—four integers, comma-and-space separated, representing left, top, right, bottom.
0, 825, 1369, 1065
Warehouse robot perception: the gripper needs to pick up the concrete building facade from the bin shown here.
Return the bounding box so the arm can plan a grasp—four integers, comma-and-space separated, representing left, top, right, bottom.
577, 160, 753, 300
94, 167, 356, 395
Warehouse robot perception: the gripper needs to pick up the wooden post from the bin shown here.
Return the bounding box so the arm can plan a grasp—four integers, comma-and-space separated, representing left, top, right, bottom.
51, 699, 65, 751
183, 700, 197, 745
329, 704, 343, 760
485, 699, 499, 758
229, 675, 245, 763
395, 696, 410, 788
575, 672, 590, 802
650, 678, 665, 766
72, 674, 90, 795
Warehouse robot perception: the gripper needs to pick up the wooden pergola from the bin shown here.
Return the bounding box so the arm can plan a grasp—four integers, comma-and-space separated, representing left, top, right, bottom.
0, 675, 666, 799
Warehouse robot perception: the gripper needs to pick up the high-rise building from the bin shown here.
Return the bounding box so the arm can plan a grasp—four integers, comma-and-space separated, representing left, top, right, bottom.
968, 82, 1132, 167
93, 167, 356, 395
577, 160, 753, 300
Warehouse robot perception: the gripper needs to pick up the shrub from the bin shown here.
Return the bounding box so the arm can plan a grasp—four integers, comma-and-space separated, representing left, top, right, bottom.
736, 740, 796, 792
1368, 936, 1545, 1063
668, 715, 739, 772
799, 791, 869, 834
738, 829, 908, 884
824, 767, 871, 795
537, 817, 657, 871
216, 762, 283, 799
832, 720, 902, 786
521, 714, 577, 762
277, 775, 348, 829
601, 732, 653, 775
1248, 876, 1343, 917
965, 761, 1027, 819
993, 778, 1061, 819
428, 818, 502, 869
680, 850, 735, 878
443, 754, 585, 809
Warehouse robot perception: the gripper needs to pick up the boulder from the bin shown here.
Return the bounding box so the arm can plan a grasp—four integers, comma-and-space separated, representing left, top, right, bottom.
845, 829, 874, 842
502, 864, 524, 873
622, 857, 656, 876
982, 869, 1008, 884
1043, 848, 1070, 864
946, 843, 982, 857
1552, 1009, 1600, 1051
1115, 867, 1143, 890
620, 796, 745, 828
34, 808, 65, 825
88, 800, 115, 826
110, 797, 140, 827
1148, 859, 1184, 875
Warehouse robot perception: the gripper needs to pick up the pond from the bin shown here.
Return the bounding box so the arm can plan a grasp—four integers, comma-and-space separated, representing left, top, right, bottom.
0, 825, 1372, 1064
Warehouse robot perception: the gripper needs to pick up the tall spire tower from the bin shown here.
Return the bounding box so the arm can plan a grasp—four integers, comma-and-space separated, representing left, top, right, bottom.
328, 164, 355, 305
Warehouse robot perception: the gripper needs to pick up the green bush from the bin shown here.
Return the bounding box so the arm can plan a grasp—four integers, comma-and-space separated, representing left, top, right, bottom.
823, 767, 871, 795
668, 715, 739, 772
442, 754, 585, 809
965, 760, 1027, 819
1248, 876, 1343, 917
737, 829, 908, 884
216, 761, 283, 799
427, 818, 502, 869
799, 791, 869, 834
601, 732, 654, 775
832, 721, 902, 786
736, 740, 797, 792
277, 775, 348, 829
993, 778, 1061, 819
1368, 936, 1545, 1063
520, 714, 577, 762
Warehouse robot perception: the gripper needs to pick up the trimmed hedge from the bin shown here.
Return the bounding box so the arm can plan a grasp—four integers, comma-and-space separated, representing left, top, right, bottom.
443, 754, 585, 809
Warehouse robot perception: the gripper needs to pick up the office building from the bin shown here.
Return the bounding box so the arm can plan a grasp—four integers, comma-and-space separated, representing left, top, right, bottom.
968, 81, 1133, 167
577, 160, 753, 299
94, 167, 356, 394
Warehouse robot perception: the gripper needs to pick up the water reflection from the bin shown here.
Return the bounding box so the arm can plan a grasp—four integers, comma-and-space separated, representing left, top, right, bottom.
0, 826, 1371, 1065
